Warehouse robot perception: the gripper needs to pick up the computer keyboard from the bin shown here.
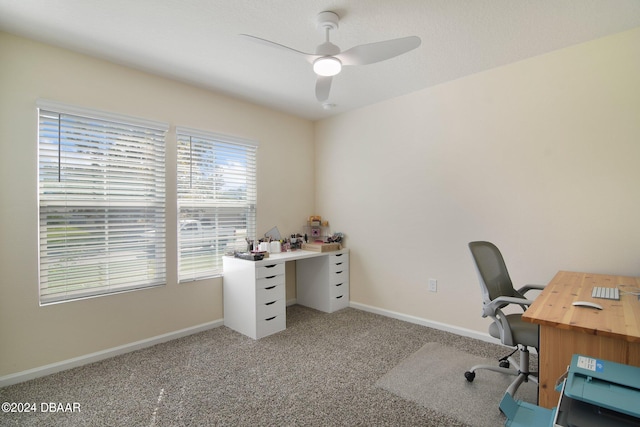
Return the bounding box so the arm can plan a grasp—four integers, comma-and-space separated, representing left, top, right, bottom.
591, 286, 620, 300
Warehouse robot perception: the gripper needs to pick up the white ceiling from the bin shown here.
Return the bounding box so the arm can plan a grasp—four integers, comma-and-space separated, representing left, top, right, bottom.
1, 0, 639, 121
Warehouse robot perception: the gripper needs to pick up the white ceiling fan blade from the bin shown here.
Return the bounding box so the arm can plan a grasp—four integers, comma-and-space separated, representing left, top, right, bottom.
240, 34, 318, 63
336, 36, 421, 66
316, 76, 333, 102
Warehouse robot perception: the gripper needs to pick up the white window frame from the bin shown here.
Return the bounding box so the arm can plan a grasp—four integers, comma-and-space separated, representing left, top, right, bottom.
176, 126, 257, 282
37, 99, 168, 304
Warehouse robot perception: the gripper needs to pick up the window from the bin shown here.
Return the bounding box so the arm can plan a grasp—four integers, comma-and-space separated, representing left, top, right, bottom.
177, 127, 257, 282
37, 100, 168, 304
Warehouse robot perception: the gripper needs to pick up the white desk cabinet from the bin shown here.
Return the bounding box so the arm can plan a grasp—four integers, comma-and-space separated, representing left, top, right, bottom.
223, 249, 349, 339
297, 252, 349, 313
223, 258, 286, 339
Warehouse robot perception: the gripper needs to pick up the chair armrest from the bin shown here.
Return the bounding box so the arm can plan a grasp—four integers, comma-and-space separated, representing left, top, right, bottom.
517, 284, 545, 295
483, 296, 534, 317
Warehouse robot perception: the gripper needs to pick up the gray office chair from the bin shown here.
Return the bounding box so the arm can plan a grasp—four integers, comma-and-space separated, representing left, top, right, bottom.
464, 241, 543, 398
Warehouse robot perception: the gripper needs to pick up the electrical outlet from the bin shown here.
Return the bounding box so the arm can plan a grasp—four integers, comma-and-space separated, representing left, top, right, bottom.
428, 278, 437, 292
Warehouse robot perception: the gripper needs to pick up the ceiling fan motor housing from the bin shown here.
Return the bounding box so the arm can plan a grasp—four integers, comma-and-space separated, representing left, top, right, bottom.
317, 11, 339, 31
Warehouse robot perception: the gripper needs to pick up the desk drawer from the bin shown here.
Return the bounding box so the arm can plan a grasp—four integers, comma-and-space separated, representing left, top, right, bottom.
257, 283, 284, 305
330, 253, 348, 263
257, 274, 285, 290
257, 298, 285, 319
256, 263, 285, 279
256, 313, 285, 338
330, 259, 349, 275
330, 269, 349, 285
331, 293, 349, 311
330, 281, 349, 299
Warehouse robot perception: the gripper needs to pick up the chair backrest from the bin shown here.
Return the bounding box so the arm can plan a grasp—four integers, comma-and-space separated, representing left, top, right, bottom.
468, 241, 524, 303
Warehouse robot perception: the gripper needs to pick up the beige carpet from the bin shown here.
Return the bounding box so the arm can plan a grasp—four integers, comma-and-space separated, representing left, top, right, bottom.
2, 307, 533, 426
376, 342, 538, 427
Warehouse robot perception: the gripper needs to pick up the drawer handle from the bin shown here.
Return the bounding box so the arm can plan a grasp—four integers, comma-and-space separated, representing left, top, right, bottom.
336, 295, 343, 299
335, 254, 343, 257
335, 283, 343, 287
265, 316, 277, 321
336, 271, 343, 274
265, 264, 277, 268
265, 301, 276, 306
335, 262, 343, 266
265, 275, 277, 279
265, 285, 276, 290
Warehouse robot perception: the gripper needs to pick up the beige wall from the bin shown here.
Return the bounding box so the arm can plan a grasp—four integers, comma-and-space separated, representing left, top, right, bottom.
0, 32, 315, 377
315, 28, 640, 332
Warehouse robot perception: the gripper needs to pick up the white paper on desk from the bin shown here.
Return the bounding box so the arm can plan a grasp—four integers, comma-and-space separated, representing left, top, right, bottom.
265, 226, 281, 241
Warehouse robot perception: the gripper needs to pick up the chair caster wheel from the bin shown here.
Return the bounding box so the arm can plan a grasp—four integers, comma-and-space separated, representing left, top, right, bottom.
464, 371, 475, 382
499, 361, 510, 368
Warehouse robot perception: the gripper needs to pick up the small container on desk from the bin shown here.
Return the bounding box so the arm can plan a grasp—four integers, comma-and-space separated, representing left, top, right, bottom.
301, 242, 341, 252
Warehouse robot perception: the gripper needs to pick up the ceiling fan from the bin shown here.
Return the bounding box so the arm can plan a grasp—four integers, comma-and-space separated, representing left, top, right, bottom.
241, 11, 421, 104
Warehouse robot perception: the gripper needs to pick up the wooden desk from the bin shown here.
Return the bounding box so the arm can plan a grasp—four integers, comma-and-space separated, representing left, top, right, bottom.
522, 271, 640, 408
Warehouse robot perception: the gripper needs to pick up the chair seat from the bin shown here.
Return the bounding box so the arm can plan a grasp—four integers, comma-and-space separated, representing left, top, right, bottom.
489, 314, 538, 348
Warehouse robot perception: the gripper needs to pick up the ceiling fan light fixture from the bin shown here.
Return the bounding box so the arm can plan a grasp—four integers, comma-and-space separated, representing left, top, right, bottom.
313, 56, 342, 76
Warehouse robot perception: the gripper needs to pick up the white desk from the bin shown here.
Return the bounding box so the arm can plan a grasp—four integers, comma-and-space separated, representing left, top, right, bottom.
223, 249, 349, 339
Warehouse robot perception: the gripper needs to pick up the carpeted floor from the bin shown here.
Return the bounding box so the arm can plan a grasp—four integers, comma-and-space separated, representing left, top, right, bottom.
0, 306, 536, 426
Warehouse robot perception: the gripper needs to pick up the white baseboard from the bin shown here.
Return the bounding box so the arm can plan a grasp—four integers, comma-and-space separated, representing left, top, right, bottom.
0, 319, 224, 388
349, 301, 500, 345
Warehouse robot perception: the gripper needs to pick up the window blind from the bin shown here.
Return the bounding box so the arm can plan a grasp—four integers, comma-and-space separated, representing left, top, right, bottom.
37, 100, 168, 304
176, 127, 257, 282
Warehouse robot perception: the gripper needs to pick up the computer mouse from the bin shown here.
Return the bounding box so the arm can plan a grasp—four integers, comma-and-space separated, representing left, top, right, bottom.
572, 301, 603, 310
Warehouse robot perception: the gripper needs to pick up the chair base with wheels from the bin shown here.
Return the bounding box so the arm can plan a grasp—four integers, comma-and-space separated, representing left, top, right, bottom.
464, 345, 538, 398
